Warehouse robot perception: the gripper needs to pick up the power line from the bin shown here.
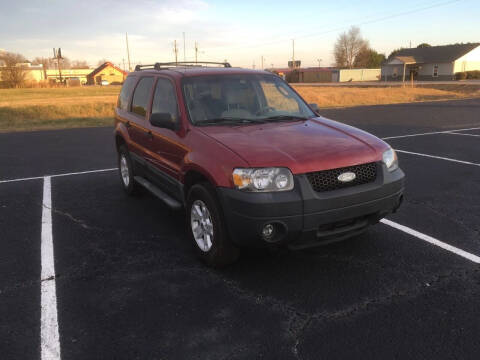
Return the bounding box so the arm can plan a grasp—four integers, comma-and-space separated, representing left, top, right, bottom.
202, 0, 462, 52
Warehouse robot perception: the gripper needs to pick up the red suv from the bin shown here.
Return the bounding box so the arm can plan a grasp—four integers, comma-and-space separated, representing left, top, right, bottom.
114, 62, 404, 266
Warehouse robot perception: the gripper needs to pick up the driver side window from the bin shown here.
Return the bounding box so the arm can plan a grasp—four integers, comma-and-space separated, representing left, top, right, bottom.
152, 78, 179, 124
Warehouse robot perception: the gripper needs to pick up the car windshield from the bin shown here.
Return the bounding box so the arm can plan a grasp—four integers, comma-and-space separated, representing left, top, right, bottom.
182, 74, 316, 126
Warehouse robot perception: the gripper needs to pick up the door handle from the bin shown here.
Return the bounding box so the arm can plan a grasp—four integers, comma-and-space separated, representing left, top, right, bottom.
147, 130, 154, 140
125, 121, 131, 128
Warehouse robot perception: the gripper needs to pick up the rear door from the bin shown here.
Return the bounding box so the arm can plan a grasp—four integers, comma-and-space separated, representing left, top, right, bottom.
145, 76, 188, 200
125, 76, 155, 162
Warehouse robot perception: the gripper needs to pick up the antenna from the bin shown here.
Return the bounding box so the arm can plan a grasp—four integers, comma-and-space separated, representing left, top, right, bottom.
173, 40, 178, 64
126, 32, 132, 72
183, 32, 186, 62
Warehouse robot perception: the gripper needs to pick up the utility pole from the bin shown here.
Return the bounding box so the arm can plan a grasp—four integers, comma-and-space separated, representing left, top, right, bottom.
261, 56, 264, 70
173, 40, 178, 64
126, 32, 131, 72
292, 39, 295, 69
195, 41, 198, 63
252, 60, 255, 69
183, 32, 186, 62
122, 58, 126, 72
53, 48, 63, 84
317, 58, 322, 67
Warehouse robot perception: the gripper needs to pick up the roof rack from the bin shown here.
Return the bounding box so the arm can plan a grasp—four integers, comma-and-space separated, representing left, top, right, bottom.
134, 61, 232, 71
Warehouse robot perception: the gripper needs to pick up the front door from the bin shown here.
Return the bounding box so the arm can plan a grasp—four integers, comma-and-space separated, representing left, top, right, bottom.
145, 77, 188, 200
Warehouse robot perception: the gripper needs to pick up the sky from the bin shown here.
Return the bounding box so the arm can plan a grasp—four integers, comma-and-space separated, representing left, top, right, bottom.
1, 0, 479, 69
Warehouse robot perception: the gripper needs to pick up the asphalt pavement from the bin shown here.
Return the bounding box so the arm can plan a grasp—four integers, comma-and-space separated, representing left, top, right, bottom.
1, 98, 479, 359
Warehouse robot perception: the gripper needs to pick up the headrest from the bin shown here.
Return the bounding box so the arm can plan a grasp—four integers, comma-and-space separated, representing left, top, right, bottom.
225, 86, 247, 104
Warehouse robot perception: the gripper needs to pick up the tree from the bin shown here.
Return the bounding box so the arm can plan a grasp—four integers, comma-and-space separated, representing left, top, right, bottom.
71, 60, 89, 69
0, 52, 28, 88
334, 26, 369, 68
32, 57, 53, 79
417, 43, 431, 48
60, 57, 71, 69
387, 47, 407, 60
97, 59, 110, 66
354, 48, 386, 68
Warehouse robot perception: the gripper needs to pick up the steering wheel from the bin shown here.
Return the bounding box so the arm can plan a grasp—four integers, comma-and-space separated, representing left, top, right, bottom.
255, 106, 276, 116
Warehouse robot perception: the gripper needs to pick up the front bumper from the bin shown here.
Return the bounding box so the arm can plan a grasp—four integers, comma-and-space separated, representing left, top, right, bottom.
216, 163, 405, 249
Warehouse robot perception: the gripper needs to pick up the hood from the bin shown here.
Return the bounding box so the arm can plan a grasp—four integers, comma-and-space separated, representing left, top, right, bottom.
197, 117, 388, 174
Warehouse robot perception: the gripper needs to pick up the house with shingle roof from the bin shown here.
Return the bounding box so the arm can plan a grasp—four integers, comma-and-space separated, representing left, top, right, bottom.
86, 62, 127, 85
381, 43, 480, 81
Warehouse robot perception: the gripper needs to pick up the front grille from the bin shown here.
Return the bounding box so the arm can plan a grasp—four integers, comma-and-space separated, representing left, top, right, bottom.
306, 162, 377, 192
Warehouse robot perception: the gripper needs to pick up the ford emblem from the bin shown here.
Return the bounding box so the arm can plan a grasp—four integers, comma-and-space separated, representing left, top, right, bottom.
337, 172, 356, 183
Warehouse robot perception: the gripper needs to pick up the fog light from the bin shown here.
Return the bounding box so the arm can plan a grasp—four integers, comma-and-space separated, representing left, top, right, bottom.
262, 224, 274, 239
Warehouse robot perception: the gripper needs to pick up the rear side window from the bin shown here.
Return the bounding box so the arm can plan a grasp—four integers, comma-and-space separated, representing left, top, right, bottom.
152, 78, 179, 123
117, 76, 137, 110
131, 77, 154, 117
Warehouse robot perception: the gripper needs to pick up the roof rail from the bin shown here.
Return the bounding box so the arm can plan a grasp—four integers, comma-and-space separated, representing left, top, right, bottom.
134, 61, 232, 71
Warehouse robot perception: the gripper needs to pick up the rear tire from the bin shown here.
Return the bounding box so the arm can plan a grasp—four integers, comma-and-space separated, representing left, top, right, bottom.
117, 145, 141, 196
187, 183, 239, 267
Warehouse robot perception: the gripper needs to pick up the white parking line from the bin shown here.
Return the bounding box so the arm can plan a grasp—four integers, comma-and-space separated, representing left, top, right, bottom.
382, 126, 480, 140
444, 132, 480, 138
381, 219, 480, 264
395, 149, 480, 167
41, 177, 61, 360
0, 167, 117, 184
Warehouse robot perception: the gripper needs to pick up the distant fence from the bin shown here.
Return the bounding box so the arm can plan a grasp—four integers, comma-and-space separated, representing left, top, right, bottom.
334, 69, 381, 82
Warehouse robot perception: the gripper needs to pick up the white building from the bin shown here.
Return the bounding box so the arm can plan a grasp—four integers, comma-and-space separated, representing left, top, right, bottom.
381, 43, 480, 81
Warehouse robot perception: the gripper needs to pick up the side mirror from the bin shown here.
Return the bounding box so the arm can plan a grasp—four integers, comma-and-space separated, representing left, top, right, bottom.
309, 103, 320, 112
150, 112, 176, 131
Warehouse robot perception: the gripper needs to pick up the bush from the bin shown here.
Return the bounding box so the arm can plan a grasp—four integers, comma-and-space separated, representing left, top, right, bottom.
466, 70, 480, 79
285, 70, 299, 83
456, 71, 480, 80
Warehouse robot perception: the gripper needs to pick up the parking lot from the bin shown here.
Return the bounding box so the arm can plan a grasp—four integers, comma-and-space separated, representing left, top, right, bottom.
1, 98, 479, 360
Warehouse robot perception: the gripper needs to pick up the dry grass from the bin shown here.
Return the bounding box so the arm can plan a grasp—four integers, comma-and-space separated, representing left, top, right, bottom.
293, 85, 480, 108
0, 87, 120, 132
0, 84, 478, 132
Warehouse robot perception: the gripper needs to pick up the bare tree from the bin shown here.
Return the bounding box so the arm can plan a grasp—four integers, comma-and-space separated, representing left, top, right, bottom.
60, 57, 71, 69
0, 52, 28, 88
71, 60, 89, 69
97, 59, 110, 66
32, 57, 53, 79
334, 26, 369, 68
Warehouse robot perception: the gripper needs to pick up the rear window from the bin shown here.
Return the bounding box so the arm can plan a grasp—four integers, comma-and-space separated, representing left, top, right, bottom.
131, 77, 154, 117
117, 76, 137, 110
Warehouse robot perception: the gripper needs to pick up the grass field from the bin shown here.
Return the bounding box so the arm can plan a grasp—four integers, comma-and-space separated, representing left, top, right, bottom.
0, 87, 120, 132
0, 84, 479, 132
294, 85, 480, 108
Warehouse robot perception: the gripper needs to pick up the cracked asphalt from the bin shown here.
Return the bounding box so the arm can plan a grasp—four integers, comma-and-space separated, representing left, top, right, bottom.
1, 98, 479, 359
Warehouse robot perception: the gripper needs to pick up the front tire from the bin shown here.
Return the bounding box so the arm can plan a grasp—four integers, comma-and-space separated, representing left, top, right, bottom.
187, 183, 239, 267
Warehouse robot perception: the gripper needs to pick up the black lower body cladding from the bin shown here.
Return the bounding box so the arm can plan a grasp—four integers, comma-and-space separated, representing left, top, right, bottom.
216, 163, 405, 248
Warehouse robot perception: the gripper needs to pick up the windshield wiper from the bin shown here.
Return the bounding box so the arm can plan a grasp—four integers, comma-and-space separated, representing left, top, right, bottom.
196, 117, 266, 126
260, 115, 309, 122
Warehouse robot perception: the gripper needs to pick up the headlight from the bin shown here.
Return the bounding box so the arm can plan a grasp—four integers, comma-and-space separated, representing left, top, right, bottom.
232, 168, 294, 192
382, 148, 398, 171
